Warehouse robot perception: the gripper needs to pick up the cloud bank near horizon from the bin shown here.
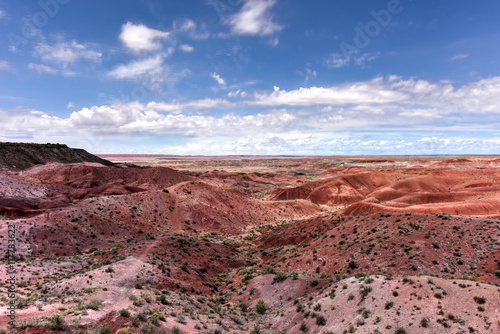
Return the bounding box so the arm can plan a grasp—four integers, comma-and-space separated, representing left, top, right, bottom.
2, 75, 499, 154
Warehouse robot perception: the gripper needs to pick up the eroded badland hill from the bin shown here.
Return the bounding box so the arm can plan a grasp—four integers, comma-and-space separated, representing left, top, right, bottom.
0, 147, 499, 333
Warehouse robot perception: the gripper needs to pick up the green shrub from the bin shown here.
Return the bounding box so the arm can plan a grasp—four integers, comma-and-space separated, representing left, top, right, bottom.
299, 322, 308, 332
316, 315, 326, 326
139, 322, 156, 334
86, 299, 103, 310
48, 315, 66, 330
176, 314, 186, 324
473, 296, 486, 304
272, 272, 288, 284
119, 309, 131, 317
360, 286, 372, 297
96, 325, 110, 334
250, 325, 261, 334
256, 300, 267, 314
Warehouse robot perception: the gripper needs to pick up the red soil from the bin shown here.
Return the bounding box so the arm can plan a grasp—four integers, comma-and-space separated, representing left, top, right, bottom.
1, 156, 499, 333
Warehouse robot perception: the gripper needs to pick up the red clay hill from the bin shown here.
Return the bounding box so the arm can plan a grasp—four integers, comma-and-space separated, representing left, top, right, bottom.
0, 148, 499, 334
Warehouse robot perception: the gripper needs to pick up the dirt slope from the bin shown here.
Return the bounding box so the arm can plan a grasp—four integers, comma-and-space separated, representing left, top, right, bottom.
0, 142, 114, 170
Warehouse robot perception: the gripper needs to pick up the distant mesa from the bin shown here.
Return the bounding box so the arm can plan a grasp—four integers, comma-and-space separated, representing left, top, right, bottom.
0, 142, 114, 170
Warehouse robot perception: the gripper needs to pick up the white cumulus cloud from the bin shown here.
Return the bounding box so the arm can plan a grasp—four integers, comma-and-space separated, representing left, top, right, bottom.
119, 22, 170, 53
211, 72, 226, 86
227, 0, 282, 36
3, 76, 500, 155
179, 44, 194, 52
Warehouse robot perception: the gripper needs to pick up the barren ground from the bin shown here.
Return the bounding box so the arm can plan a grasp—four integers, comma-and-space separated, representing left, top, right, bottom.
0, 155, 499, 334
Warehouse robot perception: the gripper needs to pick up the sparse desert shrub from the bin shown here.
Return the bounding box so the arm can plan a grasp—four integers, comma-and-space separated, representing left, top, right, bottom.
394, 328, 406, 334
256, 300, 267, 314
48, 314, 66, 330
13, 297, 29, 309
116, 329, 129, 334
171, 325, 181, 334
133, 299, 144, 307
175, 314, 186, 324
299, 322, 308, 332
272, 272, 288, 284
434, 293, 442, 299
17, 320, 44, 330
135, 283, 143, 289
150, 313, 161, 325
230, 315, 243, 325
158, 293, 169, 305
119, 309, 131, 317
239, 302, 249, 312
139, 322, 156, 334
261, 266, 276, 275
250, 325, 261, 334
316, 315, 326, 326
473, 296, 486, 304
348, 260, 358, 269
310, 279, 319, 287
420, 317, 429, 328
360, 286, 372, 297
87, 299, 104, 310
385, 301, 394, 309
96, 325, 110, 334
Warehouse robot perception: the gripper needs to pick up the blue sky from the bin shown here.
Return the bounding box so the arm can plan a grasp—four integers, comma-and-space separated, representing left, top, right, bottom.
0, 0, 499, 155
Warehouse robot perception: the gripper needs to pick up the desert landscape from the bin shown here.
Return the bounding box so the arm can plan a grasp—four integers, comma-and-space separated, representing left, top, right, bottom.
0, 143, 498, 334
2, 0, 500, 333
